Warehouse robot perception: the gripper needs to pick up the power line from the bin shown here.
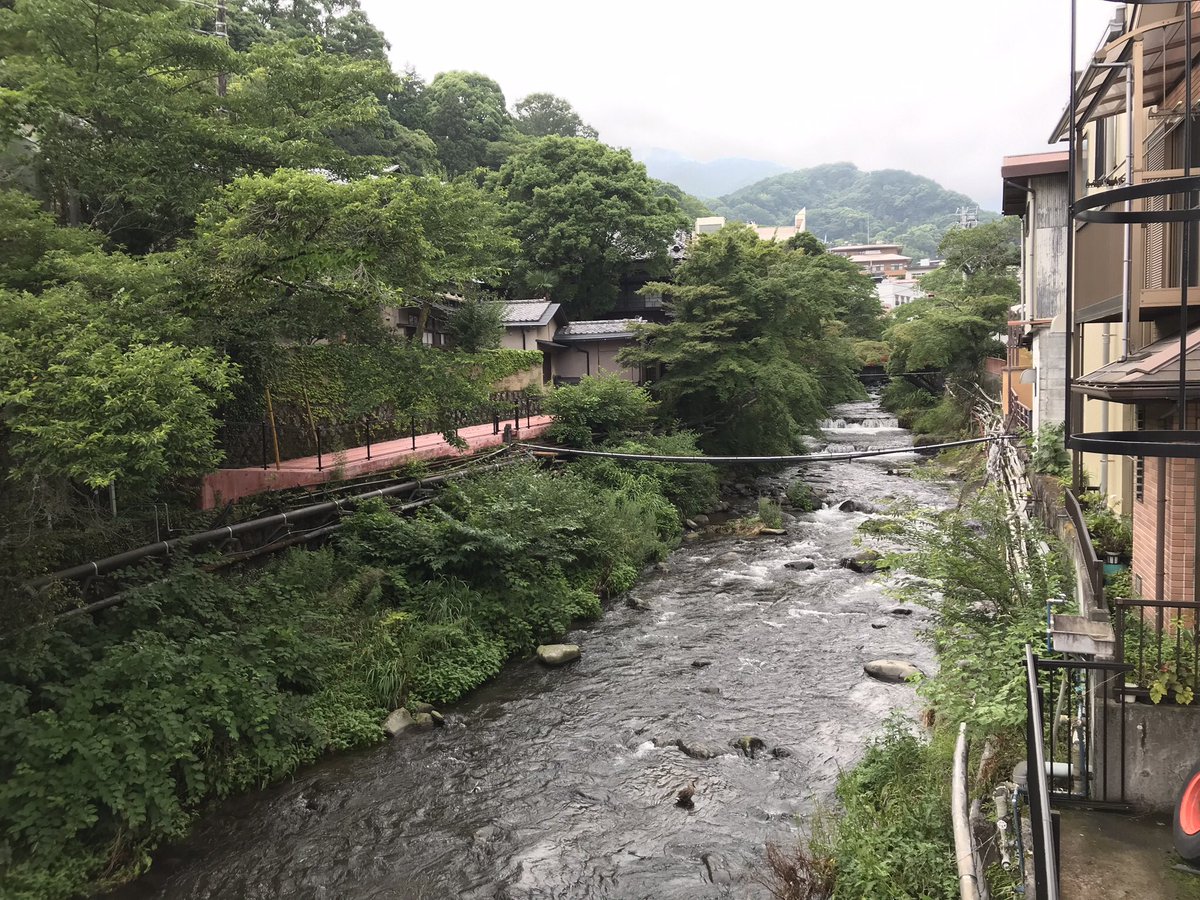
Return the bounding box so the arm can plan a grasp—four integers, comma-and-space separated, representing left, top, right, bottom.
515, 435, 1014, 466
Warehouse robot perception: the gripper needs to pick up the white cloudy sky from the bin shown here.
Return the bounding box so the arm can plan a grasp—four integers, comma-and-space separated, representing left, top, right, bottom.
359, 0, 1118, 210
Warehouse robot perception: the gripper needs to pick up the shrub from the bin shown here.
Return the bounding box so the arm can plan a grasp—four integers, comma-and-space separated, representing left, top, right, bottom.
880, 379, 936, 416
757, 497, 784, 529
1030, 422, 1070, 477
813, 720, 959, 899
603, 431, 718, 516
786, 479, 819, 512
544, 374, 656, 447
1083, 503, 1132, 558
911, 396, 970, 438
882, 489, 1064, 734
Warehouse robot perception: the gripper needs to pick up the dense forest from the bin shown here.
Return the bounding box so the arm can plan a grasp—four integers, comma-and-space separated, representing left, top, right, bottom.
708, 162, 997, 260
0, 0, 707, 595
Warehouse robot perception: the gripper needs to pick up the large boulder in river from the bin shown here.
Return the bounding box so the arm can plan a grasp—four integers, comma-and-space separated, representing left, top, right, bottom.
864, 659, 923, 683
840, 549, 883, 573
839, 499, 879, 514
676, 738, 728, 760
784, 559, 816, 571
537, 644, 580, 666
383, 708, 415, 736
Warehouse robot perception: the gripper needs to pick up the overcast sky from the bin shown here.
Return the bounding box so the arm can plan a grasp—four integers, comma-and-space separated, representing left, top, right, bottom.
359, 1, 1118, 210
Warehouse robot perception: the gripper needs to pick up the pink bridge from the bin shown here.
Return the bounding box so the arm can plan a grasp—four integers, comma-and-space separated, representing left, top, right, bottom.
201, 416, 552, 509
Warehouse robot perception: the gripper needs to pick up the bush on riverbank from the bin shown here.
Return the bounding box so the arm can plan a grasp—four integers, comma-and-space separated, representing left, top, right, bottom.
819, 721, 959, 899
0, 462, 674, 899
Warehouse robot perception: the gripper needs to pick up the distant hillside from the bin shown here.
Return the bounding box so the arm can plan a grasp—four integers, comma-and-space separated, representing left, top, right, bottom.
708, 162, 997, 260
638, 148, 789, 199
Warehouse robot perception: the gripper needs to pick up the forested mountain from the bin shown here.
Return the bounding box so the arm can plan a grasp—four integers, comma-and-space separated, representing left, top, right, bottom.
708, 162, 997, 260
637, 148, 789, 199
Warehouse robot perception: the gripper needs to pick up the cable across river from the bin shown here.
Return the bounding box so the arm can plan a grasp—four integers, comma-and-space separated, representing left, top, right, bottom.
516, 434, 1015, 465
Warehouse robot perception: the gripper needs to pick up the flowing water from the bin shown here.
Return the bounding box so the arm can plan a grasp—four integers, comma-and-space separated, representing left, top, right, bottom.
117, 397, 954, 900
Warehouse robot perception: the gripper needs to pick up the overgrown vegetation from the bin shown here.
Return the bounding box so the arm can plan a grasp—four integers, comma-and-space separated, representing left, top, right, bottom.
786, 479, 820, 512
0, 462, 675, 898
776, 476, 1064, 897
880, 219, 1018, 440
1030, 422, 1070, 477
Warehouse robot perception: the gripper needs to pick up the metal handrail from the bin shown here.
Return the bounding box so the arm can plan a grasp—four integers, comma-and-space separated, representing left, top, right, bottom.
1025, 644, 1060, 900
1063, 489, 1105, 604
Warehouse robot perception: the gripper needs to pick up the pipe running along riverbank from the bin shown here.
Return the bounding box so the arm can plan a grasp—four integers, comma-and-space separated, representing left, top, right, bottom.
517, 434, 1015, 465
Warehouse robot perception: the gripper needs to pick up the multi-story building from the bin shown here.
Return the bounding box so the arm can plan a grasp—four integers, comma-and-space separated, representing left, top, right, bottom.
827, 243, 913, 281
1000, 151, 1070, 439
1055, 3, 1200, 603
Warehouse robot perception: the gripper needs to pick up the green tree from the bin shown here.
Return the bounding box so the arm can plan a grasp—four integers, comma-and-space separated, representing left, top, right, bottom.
425, 70, 516, 176
492, 136, 688, 315
183, 169, 513, 382
513, 92, 597, 139
0, 0, 401, 250
0, 280, 234, 493
229, 0, 391, 61
0, 189, 100, 290
446, 293, 505, 352
885, 293, 1010, 380
620, 226, 863, 455
0, 0, 236, 248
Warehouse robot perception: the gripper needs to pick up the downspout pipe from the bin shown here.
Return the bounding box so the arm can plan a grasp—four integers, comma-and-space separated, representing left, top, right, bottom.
1091, 60, 1135, 361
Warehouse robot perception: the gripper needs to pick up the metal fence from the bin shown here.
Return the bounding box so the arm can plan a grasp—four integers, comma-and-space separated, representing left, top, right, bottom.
1029, 653, 1131, 809
217, 395, 544, 470
1025, 645, 1061, 900
1114, 598, 1200, 704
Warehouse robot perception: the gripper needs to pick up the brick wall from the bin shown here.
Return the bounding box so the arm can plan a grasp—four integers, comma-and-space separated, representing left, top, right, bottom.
1131, 401, 1199, 601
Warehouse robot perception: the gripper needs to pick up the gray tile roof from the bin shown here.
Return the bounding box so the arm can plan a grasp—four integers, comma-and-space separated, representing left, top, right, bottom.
494, 299, 561, 327
556, 318, 646, 342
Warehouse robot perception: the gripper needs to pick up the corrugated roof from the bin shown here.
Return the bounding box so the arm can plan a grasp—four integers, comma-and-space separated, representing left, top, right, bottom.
1074, 327, 1200, 401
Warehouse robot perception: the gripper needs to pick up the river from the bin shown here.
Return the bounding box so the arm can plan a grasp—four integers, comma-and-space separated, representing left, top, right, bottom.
117, 396, 953, 899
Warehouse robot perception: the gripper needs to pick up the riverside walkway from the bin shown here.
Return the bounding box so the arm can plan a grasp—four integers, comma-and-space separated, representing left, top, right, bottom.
201, 416, 553, 509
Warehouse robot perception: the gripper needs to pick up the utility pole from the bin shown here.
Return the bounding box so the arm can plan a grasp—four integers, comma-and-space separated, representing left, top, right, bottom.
216, 0, 228, 97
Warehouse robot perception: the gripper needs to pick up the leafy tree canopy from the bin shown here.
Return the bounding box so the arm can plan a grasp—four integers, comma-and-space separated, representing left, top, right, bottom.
513, 92, 597, 139
228, 0, 390, 61
620, 225, 864, 455
182, 168, 514, 379
425, 70, 517, 176
0, 0, 400, 250
492, 136, 688, 315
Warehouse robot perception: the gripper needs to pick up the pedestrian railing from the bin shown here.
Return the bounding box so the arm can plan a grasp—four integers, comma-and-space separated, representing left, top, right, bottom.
217, 395, 544, 470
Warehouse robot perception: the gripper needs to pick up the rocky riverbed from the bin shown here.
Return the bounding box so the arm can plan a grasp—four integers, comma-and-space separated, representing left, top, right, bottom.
116, 397, 953, 899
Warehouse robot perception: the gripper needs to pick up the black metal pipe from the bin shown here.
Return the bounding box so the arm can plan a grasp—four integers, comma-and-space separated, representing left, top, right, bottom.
365, 417, 372, 461
316, 426, 323, 472
1066, 0, 1077, 448
24, 460, 516, 593
1184, 1, 1194, 431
